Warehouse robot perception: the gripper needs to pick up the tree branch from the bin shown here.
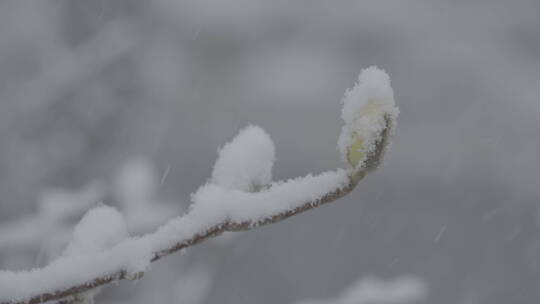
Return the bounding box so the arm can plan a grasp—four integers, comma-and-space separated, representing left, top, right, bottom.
1, 63, 397, 304
3, 181, 355, 304
0, 116, 391, 304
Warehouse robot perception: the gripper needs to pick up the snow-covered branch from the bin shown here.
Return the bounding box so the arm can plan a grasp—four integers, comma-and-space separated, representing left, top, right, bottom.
0, 66, 398, 304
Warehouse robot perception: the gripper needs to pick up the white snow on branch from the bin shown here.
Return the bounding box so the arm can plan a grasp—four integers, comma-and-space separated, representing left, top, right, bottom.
0, 182, 104, 250
0, 163, 349, 303
59, 206, 129, 304
338, 66, 399, 168
211, 125, 275, 192
192, 169, 348, 224
0, 67, 397, 304
296, 276, 428, 304
61, 206, 129, 258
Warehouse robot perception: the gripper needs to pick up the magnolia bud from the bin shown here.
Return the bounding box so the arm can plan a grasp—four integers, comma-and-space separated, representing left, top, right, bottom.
338, 66, 399, 170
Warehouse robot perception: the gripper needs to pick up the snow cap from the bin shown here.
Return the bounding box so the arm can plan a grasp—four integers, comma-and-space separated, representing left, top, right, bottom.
337, 66, 398, 168
62, 205, 129, 257
211, 125, 275, 192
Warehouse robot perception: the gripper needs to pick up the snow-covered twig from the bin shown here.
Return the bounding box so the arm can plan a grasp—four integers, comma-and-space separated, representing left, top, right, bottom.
0, 66, 398, 304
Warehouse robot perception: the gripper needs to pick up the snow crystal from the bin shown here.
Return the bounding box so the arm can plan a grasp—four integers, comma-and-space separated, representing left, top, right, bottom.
211, 125, 275, 192
337, 66, 399, 168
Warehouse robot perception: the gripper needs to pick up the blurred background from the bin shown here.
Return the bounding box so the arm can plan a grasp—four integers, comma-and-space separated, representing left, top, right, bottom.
0, 0, 539, 303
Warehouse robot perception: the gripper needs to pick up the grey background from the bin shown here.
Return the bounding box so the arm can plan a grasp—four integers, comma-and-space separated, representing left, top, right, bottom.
0, 0, 539, 303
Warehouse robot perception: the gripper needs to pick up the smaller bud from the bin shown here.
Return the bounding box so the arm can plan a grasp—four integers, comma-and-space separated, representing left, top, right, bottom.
211, 125, 275, 192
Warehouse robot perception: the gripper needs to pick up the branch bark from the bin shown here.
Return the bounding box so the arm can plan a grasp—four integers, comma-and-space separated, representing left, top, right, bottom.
1, 117, 392, 304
